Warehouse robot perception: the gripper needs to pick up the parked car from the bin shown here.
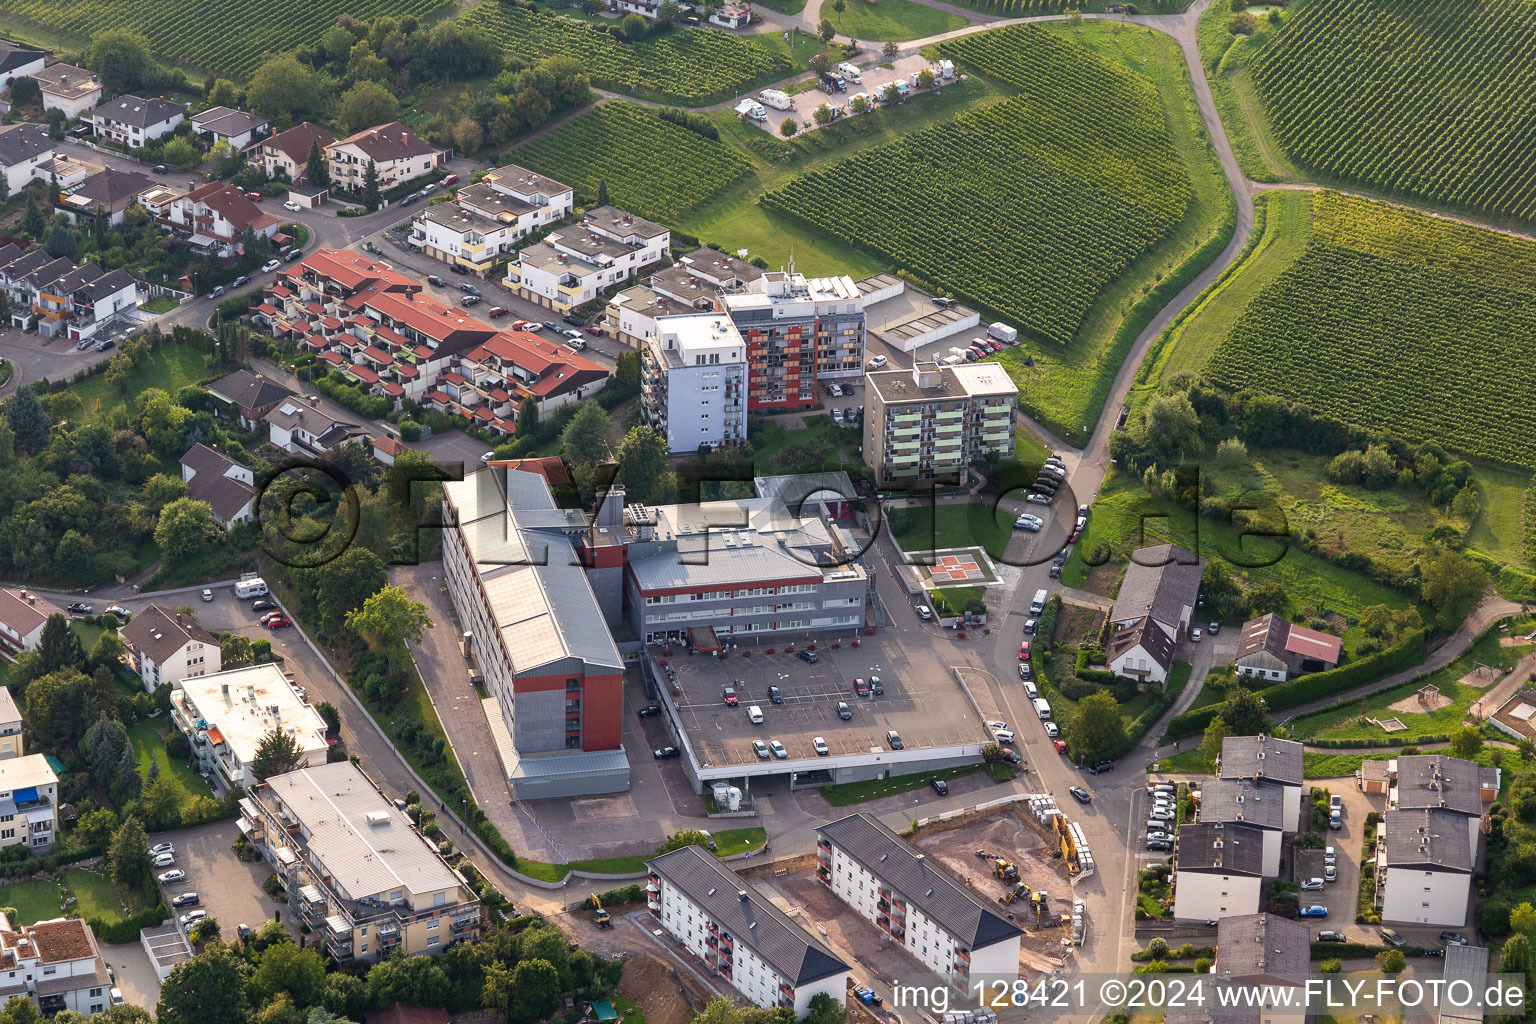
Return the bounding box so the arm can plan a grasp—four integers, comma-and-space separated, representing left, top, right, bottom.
1191, 627, 1204, 642
399, 193, 420, 206
916, 604, 933, 620
869, 676, 884, 696
427, 275, 446, 287
207, 285, 225, 298
148, 843, 174, 857
1317, 931, 1345, 942
265, 614, 291, 629
459, 283, 481, 295
1044, 721, 1060, 737
66, 602, 92, 614
722, 687, 738, 706
543, 321, 561, 332
151, 164, 168, 174
1324, 864, 1337, 882
867, 355, 887, 369
812, 736, 829, 756
261, 258, 281, 273
244, 191, 263, 201
171, 892, 199, 908
653, 746, 679, 759
285, 248, 304, 262
768, 740, 788, 760
252, 599, 277, 612
837, 701, 852, 720
460, 295, 482, 306
796, 649, 819, 664
1440, 932, 1467, 945
1146, 839, 1171, 851
1053, 739, 1067, 754
1300, 878, 1324, 891
283, 200, 303, 212
440, 174, 460, 187
1018, 663, 1032, 681
1013, 514, 1042, 532
1208, 621, 1220, 634
637, 704, 661, 718
488, 306, 510, 318
1023, 618, 1037, 635
1381, 928, 1406, 947
1298, 905, 1328, 917
886, 730, 903, 750
752, 739, 769, 760
1048, 565, 1062, 578
1324, 846, 1337, 865
1146, 831, 1172, 843
180, 910, 207, 926
1026, 493, 1052, 505
231, 275, 250, 288
853, 678, 870, 696
1069, 786, 1091, 804
768, 685, 783, 704
1088, 760, 1114, 774
930, 777, 949, 796
158, 869, 186, 884
999, 748, 1021, 765
105, 605, 131, 618
1018, 641, 1031, 660
584, 325, 603, 336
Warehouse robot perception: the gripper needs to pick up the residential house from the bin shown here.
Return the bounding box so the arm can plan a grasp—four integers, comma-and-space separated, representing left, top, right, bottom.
1198, 778, 1286, 877
640, 312, 747, 453
169, 663, 328, 792
1219, 735, 1305, 834
709, 2, 752, 27
190, 106, 269, 150
244, 761, 480, 962
246, 121, 334, 183
605, 284, 685, 348
0, 687, 20, 759
0, 755, 59, 850
645, 845, 850, 1016
165, 181, 282, 246
507, 206, 669, 313
58, 169, 155, 226
0, 916, 114, 1016
119, 603, 221, 693
205, 368, 293, 429
27, 64, 101, 119
180, 442, 257, 529
449, 329, 608, 427
63, 267, 138, 342
0, 42, 44, 89
371, 435, 407, 466
1107, 616, 1175, 684
815, 813, 1021, 984
90, 95, 184, 148
0, 245, 138, 340
862, 362, 1017, 487
678, 247, 763, 293
0, 588, 64, 658
1379, 807, 1473, 926
1390, 754, 1498, 864
1108, 543, 1204, 642
1172, 821, 1265, 921
411, 164, 572, 276
649, 265, 721, 312
1234, 613, 1343, 682
325, 122, 444, 193
0, 122, 53, 196
265, 398, 368, 457
39, 151, 100, 191
1199, 913, 1311, 1024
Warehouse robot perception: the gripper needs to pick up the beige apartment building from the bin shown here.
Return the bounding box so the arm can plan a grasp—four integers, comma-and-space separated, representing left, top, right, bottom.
864, 361, 1017, 488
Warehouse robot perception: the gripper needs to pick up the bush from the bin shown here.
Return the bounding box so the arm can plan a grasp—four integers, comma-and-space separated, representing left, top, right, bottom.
90, 904, 170, 944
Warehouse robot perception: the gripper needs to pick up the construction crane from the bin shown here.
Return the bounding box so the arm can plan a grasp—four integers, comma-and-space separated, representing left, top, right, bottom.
593, 896, 612, 929
992, 859, 1019, 883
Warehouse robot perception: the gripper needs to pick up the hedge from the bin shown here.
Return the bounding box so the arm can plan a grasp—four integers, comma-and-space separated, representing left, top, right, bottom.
90, 904, 170, 944
1311, 941, 1386, 959
1034, 596, 1061, 656
1309, 734, 1448, 749
1163, 630, 1426, 740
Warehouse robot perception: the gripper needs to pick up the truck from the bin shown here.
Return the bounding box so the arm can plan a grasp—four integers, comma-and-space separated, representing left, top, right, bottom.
988, 322, 1019, 344
733, 98, 767, 121
758, 89, 793, 111
235, 575, 269, 599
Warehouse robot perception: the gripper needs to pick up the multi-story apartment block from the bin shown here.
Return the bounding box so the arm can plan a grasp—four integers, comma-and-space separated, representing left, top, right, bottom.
1172, 821, 1265, 921
0, 687, 21, 759
324, 122, 444, 192
169, 663, 329, 793
1197, 778, 1286, 877
411, 164, 572, 276
436, 329, 607, 425
0, 755, 59, 850
677, 247, 763, 293
605, 284, 679, 348
0, 916, 114, 1016
1379, 807, 1473, 926
816, 814, 1021, 985
1169, 913, 1313, 1024
720, 268, 866, 407
0, 588, 64, 658
863, 361, 1017, 488
245, 761, 480, 962
646, 845, 849, 1016
245, 121, 334, 184
507, 206, 669, 313
0, 244, 139, 341
119, 604, 222, 693
441, 467, 628, 799
640, 312, 747, 453
90, 95, 184, 148
28, 64, 102, 120
1391, 754, 1498, 864
1219, 735, 1304, 833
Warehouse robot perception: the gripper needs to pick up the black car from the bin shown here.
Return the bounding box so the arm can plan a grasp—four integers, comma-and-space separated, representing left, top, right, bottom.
1023, 619, 1036, 634
930, 777, 949, 796
1048, 565, 1062, 578
543, 320, 562, 332
231, 275, 250, 288
869, 677, 884, 696
1069, 786, 1091, 804
768, 686, 783, 704
427, 275, 446, 287
637, 704, 661, 718
1146, 839, 1171, 851
1088, 760, 1114, 774
67, 602, 92, 614
564, 314, 585, 326
171, 892, 199, 908
1053, 551, 1068, 566
252, 599, 277, 612
460, 295, 482, 306
284, 248, 304, 262
459, 283, 481, 295
796, 649, 819, 664
999, 748, 1022, 765
399, 193, 420, 206
450, 263, 469, 275
837, 701, 852, 720
654, 746, 680, 759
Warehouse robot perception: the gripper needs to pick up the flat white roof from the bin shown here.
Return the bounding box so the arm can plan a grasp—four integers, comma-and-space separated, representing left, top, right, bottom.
653, 312, 745, 359
947, 362, 1019, 399
178, 663, 329, 767
0, 755, 56, 792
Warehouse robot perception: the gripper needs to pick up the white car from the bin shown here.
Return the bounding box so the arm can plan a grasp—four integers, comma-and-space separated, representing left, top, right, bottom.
283, 199, 303, 212
1149, 807, 1175, 821
1300, 877, 1325, 891
1324, 864, 1337, 882
992, 729, 1015, 745
1191, 628, 1203, 642
1044, 722, 1060, 737
261, 259, 281, 273
201, 589, 213, 602
148, 842, 174, 857
152, 852, 175, 868
1323, 846, 1336, 865
1147, 831, 1172, 843
158, 869, 186, 884
179, 909, 207, 926
812, 736, 829, 756
828, 382, 844, 397
867, 355, 887, 369
986, 720, 1008, 732
916, 604, 933, 621
1013, 514, 1042, 532
480, 451, 495, 463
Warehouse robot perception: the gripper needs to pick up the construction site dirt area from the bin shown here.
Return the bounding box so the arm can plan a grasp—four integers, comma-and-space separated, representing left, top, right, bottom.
619, 953, 720, 1024
768, 871, 937, 987
911, 812, 1074, 948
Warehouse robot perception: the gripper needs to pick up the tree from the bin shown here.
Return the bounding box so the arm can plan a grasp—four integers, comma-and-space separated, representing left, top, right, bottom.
813, 104, 833, 126
85, 29, 155, 95
596, 179, 609, 206
188, 916, 221, 947
505, 959, 561, 1022
614, 427, 669, 503
1450, 724, 1484, 761
108, 816, 150, 887
1066, 691, 1127, 765
1201, 716, 1231, 765
254, 942, 327, 1009
808, 52, 830, 75
19, 195, 44, 240
917, 68, 935, 90
850, 93, 869, 114
1141, 392, 1202, 458
304, 139, 329, 189
1375, 949, 1406, 974
780, 117, 798, 137
24, 668, 93, 750
6, 386, 47, 454
517, 396, 539, 437
1222, 686, 1270, 735
515, 86, 553, 128
366, 953, 450, 1010
451, 116, 483, 156
882, 40, 899, 58
155, 498, 219, 563
140, 771, 185, 831
157, 948, 246, 1024
344, 586, 432, 681
247, 55, 325, 124
0, 997, 43, 1024
250, 727, 309, 783
73, 808, 118, 854
339, 81, 398, 135
1421, 549, 1489, 629
44, 217, 79, 260
207, 78, 240, 106
361, 159, 381, 212
805, 993, 847, 1024
81, 714, 141, 803
313, 547, 387, 636
1360, 443, 1396, 488
9, 76, 40, 109
1509, 901, 1536, 936
323, 974, 367, 1023
37, 614, 85, 674
560, 401, 612, 465
818, 18, 836, 43
142, 472, 190, 511
161, 137, 202, 171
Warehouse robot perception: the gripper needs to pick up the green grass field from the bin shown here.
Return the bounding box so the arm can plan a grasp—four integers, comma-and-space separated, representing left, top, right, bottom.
126, 719, 208, 796
1195, 0, 1309, 182
62, 868, 141, 926
821, 764, 983, 806
0, 878, 66, 925
73, 341, 217, 423
889, 503, 1013, 562
828, 0, 968, 41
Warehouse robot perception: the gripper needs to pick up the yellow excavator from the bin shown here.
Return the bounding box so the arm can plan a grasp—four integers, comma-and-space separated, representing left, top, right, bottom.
992, 859, 1019, 883
1029, 890, 1050, 917
593, 895, 612, 929
1001, 883, 1030, 905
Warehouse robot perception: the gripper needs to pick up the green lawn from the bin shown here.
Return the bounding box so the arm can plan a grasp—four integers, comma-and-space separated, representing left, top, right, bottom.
70, 620, 107, 653
125, 719, 207, 796
0, 878, 67, 926
821, 764, 983, 806
889, 502, 1013, 562
143, 296, 179, 314
560, 828, 766, 876
1153, 748, 1216, 774
828, 0, 968, 41
1304, 753, 1367, 779
1195, 0, 1309, 183
62, 868, 141, 926
747, 415, 865, 475
72, 341, 217, 422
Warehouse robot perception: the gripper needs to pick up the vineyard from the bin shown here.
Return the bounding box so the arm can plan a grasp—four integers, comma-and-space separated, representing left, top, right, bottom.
936, 0, 1191, 12
514, 102, 750, 224
1248, 0, 1536, 225
0, 0, 449, 77
763, 26, 1190, 345
460, 4, 793, 105
1205, 192, 1536, 469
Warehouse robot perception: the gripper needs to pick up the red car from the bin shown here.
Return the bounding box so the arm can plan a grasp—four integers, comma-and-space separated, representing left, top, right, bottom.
1054, 739, 1068, 754
584, 325, 603, 336
488, 306, 510, 318
1018, 641, 1031, 661
266, 616, 291, 630
244, 191, 263, 201
439, 173, 460, 187
722, 687, 738, 707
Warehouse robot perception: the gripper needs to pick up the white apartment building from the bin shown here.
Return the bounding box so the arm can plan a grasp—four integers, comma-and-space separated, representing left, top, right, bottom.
119, 604, 222, 693
646, 845, 849, 1017
816, 813, 1021, 985
28, 64, 102, 120
324, 122, 443, 192
0, 688, 21, 760
1379, 808, 1473, 927
1198, 778, 1285, 877
507, 206, 669, 313
0, 588, 64, 659
170, 663, 329, 792
0, 42, 44, 90
1390, 754, 1497, 864
640, 313, 747, 453
1219, 735, 1305, 833
90, 95, 183, 148
0, 917, 114, 1017
0, 755, 59, 851
411, 164, 572, 276
1172, 822, 1265, 922
863, 361, 1017, 488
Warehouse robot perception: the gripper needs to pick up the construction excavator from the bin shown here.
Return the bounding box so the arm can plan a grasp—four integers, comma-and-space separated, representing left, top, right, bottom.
593, 896, 612, 929
1001, 883, 1030, 905
1029, 890, 1050, 917
992, 859, 1019, 883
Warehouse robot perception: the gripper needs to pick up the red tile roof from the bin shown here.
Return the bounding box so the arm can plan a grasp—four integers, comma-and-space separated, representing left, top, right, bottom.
317, 351, 345, 365
256, 121, 335, 165
346, 365, 380, 384
296, 248, 417, 294
359, 346, 392, 365
358, 289, 497, 348
380, 382, 405, 396
495, 456, 572, 487
331, 122, 439, 164
373, 436, 407, 456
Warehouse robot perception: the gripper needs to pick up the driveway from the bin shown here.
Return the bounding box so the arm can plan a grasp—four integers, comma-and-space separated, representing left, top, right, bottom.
100, 938, 161, 1014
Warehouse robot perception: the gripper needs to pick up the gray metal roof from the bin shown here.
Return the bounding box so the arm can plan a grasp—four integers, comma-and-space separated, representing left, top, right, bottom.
1439, 944, 1490, 1024
1109, 543, 1204, 631
1215, 913, 1310, 979
816, 813, 1023, 951
264, 761, 470, 900
1395, 754, 1495, 817
1382, 808, 1473, 872
1199, 778, 1285, 830
1219, 735, 1304, 788
1176, 822, 1265, 876
647, 845, 848, 986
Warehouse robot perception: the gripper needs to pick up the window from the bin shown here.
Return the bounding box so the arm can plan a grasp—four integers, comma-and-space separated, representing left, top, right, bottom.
427, 936, 440, 948
427, 919, 439, 930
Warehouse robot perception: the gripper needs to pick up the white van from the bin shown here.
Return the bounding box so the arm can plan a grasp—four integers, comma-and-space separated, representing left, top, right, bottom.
1032, 698, 1052, 720
747, 705, 764, 724
1029, 588, 1048, 614
235, 577, 268, 598
838, 62, 862, 83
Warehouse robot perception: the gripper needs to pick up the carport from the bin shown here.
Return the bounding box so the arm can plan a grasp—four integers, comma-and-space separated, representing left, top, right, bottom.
140, 921, 191, 981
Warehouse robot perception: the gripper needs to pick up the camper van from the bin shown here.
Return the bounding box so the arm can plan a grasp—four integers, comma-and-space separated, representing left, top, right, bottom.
235, 576, 269, 599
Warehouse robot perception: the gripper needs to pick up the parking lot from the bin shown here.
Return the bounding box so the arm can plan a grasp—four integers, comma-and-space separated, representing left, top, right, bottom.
1291, 783, 1369, 940
152, 818, 297, 946
656, 629, 991, 770
746, 56, 955, 137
